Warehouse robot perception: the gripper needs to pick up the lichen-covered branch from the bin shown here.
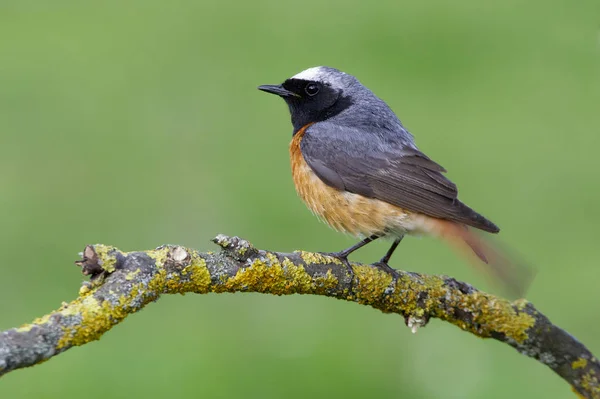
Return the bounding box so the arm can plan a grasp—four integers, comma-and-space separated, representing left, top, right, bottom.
0, 235, 598, 398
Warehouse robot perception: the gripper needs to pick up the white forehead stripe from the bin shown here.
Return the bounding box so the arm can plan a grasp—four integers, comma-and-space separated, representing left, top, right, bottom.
290, 66, 350, 91
291, 66, 325, 81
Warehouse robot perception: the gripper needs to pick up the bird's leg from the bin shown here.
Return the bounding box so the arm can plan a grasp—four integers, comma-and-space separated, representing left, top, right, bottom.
322, 235, 380, 279
371, 235, 404, 277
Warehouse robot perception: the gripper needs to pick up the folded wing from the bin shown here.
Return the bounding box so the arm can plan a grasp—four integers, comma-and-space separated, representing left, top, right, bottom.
300, 122, 499, 233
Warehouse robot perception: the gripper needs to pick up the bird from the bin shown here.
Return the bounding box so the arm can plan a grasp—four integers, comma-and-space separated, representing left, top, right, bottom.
258, 66, 533, 297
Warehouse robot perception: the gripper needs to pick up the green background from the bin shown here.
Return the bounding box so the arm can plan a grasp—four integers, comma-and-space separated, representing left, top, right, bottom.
1, 1, 599, 398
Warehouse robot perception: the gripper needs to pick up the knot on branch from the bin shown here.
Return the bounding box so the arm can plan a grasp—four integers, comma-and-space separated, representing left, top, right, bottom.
75, 245, 123, 280
153, 245, 193, 269
212, 234, 259, 262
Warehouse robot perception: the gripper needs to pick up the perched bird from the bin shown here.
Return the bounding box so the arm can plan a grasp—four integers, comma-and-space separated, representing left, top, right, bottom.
258, 66, 533, 297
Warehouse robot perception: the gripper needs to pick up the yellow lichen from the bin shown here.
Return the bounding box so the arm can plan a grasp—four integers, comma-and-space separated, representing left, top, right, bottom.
514, 298, 529, 310
221, 255, 319, 296
265, 252, 279, 265
125, 269, 141, 281
175, 258, 211, 294
573, 358, 588, 370
452, 292, 535, 343
312, 269, 339, 294
148, 253, 211, 296
580, 369, 600, 398
78, 284, 91, 296
56, 296, 110, 349
296, 251, 342, 266
15, 243, 544, 371
224, 259, 286, 294
15, 312, 53, 333
148, 247, 170, 269
55, 268, 168, 349
345, 269, 535, 344
214, 236, 230, 248
373, 271, 536, 343
94, 245, 118, 273
146, 269, 167, 292
353, 265, 393, 306
165, 273, 182, 293
280, 257, 313, 292
571, 386, 586, 399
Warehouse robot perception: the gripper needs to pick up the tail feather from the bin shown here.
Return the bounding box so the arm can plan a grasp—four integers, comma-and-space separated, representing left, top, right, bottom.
436, 220, 535, 298
454, 200, 500, 234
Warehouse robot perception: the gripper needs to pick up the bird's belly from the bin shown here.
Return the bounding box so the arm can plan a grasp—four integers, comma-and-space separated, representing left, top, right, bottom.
290, 139, 425, 237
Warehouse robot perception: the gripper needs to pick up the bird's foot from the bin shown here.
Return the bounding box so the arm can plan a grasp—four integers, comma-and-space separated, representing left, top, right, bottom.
371, 261, 399, 280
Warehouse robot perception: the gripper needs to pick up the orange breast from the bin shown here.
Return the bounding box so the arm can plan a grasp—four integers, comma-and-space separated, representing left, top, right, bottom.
290, 125, 418, 237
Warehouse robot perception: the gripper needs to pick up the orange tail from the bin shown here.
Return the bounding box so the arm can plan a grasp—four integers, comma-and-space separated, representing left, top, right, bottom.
435, 220, 536, 298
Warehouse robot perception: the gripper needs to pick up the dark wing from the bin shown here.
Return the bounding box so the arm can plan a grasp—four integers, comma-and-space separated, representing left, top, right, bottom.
300, 122, 499, 233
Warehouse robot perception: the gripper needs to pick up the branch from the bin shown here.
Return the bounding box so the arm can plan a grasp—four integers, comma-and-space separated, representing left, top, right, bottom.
0, 235, 597, 398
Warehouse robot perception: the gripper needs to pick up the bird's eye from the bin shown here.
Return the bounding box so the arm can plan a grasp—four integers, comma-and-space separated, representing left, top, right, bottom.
305, 83, 320, 96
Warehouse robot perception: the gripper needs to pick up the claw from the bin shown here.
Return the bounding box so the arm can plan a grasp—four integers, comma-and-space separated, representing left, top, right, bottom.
320, 251, 355, 282
371, 261, 399, 278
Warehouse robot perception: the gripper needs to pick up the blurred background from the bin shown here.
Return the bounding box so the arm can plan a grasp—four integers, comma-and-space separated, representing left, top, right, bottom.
1, 0, 599, 397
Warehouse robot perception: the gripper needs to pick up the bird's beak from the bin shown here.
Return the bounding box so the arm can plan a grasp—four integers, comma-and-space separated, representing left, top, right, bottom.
258, 84, 300, 98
